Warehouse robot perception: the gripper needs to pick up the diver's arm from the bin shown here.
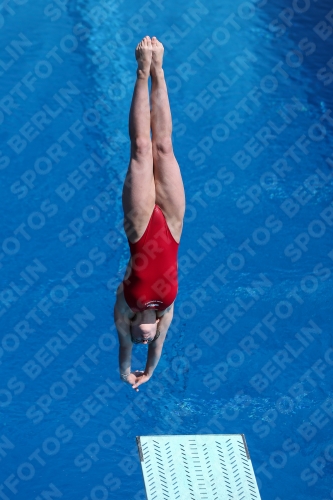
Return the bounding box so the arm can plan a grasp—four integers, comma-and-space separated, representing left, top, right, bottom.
144, 343, 164, 378
113, 303, 133, 379
132, 305, 174, 388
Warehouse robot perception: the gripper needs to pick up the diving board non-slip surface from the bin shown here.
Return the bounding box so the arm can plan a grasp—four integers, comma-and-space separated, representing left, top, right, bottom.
136, 434, 261, 500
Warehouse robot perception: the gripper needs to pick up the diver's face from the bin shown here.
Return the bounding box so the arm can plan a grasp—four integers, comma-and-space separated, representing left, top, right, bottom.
130, 310, 160, 344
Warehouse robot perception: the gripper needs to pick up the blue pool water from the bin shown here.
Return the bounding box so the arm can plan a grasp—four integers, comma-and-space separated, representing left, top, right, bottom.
1, 1, 333, 499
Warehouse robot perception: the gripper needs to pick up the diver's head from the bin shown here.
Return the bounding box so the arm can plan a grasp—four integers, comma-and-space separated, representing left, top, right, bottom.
130, 309, 160, 344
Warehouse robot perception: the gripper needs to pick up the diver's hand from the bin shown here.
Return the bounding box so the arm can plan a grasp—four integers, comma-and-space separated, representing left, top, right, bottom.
131, 371, 151, 391
124, 371, 148, 392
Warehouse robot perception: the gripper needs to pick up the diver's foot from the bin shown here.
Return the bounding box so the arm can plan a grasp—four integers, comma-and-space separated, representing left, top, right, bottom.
135, 36, 152, 78
150, 36, 164, 77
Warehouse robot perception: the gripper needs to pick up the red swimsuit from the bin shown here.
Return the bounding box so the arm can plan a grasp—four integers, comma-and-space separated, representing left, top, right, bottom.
123, 205, 180, 312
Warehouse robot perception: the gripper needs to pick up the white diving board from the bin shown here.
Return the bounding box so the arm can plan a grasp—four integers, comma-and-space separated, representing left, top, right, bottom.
136, 434, 261, 500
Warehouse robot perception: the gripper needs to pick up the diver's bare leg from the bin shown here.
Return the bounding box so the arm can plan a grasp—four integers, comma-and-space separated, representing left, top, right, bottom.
150, 36, 185, 243
122, 36, 155, 243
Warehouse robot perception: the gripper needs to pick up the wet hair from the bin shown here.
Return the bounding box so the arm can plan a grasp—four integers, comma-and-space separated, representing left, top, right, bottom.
131, 326, 161, 344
